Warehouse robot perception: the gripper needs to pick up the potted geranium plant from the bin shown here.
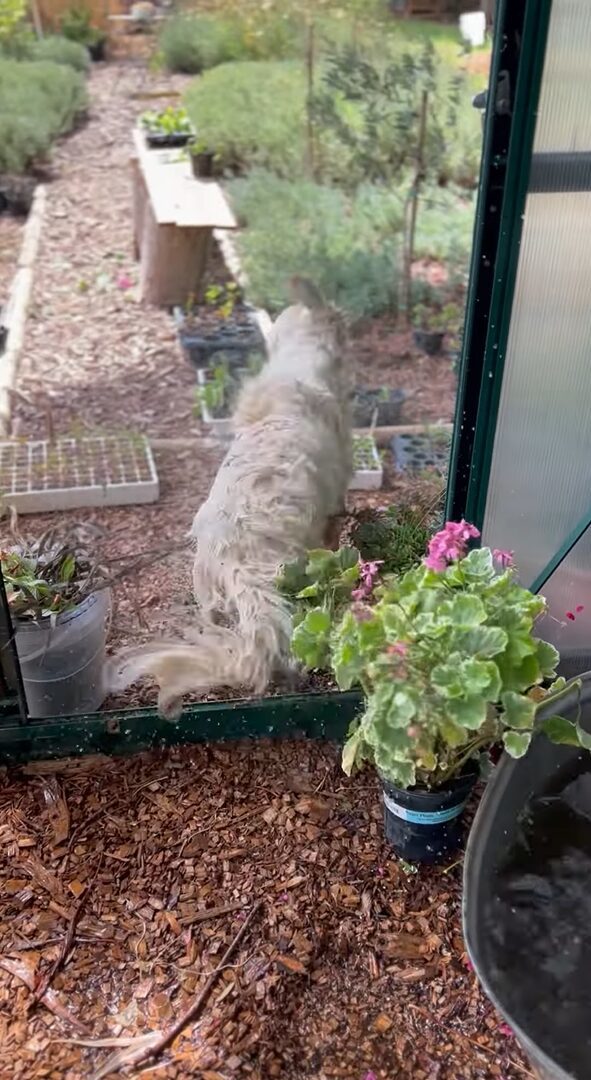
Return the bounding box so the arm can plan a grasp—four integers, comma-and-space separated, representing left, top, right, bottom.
413, 302, 460, 357
2, 524, 111, 719
280, 522, 588, 863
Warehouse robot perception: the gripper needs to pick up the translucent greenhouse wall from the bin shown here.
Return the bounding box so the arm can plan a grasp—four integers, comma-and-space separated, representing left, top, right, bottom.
482, 0, 591, 665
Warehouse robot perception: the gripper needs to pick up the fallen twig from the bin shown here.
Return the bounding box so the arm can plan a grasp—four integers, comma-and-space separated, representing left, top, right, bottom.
178, 899, 245, 926
113, 900, 262, 1075
0, 956, 91, 1035
32, 855, 103, 1005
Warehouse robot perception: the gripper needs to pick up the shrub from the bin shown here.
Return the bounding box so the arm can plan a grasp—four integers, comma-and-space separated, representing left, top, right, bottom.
227, 171, 403, 317
185, 61, 309, 176
60, 6, 104, 48
186, 48, 481, 189
0, 58, 87, 173
159, 12, 299, 74
30, 35, 90, 72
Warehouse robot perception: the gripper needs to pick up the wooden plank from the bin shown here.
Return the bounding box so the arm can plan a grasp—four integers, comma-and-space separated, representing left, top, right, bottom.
133, 129, 236, 230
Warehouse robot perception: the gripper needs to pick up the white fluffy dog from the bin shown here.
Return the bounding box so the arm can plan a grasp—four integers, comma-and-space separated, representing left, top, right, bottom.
108, 279, 352, 719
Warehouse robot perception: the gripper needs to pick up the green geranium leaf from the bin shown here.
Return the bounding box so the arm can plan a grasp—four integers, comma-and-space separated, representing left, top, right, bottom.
431, 661, 464, 699
576, 723, 591, 751
447, 696, 488, 730
540, 714, 580, 746
439, 715, 468, 747
501, 691, 536, 730
453, 626, 508, 658
459, 547, 495, 581
503, 730, 532, 758
535, 639, 560, 678
446, 594, 487, 626
462, 658, 501, 700
342, 728, 363, 776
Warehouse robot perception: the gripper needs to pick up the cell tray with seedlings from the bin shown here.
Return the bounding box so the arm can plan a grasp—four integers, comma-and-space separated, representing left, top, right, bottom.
174, 303, 266, 370
0, 435, 159, 513
349, 434, 383, 491
392, 430, 452, 475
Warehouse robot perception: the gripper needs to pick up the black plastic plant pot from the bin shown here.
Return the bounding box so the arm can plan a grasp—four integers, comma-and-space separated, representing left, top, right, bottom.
353, 387, 407, 428
87, 38, 106, 62
191, 151, 215, 179
413, 329, 445, 356
463, 673, 591, 1080
174, 307, 265, 370
381, 768, 478, 864
145, 132, 192, 149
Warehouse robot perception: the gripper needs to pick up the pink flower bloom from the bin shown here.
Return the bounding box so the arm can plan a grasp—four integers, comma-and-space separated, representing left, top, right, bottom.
352, 602, 373, 622
363, 1073, 378, 1080
387, 642, 408, 657
566, 611, 576, 621
116, 271, 133, 290
499, 1023, 513, 1038
424, 520, 480, 572
577, 605, 585, 613
493, 549, 514, 569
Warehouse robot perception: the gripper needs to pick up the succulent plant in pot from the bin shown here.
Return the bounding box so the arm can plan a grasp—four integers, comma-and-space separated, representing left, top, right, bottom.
1, 523, 111, 719
280, 521, 589, 864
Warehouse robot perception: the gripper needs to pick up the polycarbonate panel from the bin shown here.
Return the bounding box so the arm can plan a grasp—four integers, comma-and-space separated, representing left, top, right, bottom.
482, 191, 591, 589
535, 526, 591, 678
533, 0, 591, 154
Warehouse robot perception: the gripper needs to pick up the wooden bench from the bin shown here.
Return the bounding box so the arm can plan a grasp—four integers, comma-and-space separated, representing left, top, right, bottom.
131, 128, 237, 307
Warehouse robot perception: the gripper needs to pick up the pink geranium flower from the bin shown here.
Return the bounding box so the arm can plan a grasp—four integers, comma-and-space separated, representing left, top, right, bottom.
116, 271, 133, 291
352, 559, 383, 601
493, 549, 514, 569
425, 520, 480, 572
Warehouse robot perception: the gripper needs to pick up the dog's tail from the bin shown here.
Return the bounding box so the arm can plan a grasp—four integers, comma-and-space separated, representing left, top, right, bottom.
106, 572, 292, 721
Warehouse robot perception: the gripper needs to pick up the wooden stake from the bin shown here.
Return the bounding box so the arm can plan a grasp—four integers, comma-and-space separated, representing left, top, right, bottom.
402, 90, 429, 327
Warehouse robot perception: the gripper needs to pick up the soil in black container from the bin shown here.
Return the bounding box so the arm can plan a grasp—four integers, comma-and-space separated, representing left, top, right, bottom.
484, 760, 591, 1078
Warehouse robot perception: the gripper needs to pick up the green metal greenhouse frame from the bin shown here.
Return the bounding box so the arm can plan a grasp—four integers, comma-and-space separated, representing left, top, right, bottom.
0, 0, 576, 763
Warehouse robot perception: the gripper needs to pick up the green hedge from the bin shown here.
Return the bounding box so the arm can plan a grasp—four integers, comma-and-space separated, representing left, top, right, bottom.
0, 58, 87, 173
185, 57, 482, 189
159, 13, 300, 74
29, 35, 90, 72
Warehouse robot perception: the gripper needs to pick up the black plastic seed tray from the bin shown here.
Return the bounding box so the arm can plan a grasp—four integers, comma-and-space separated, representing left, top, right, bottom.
145, 132, 193, 148
392, 432, 451, 474
174, 307, 266, 369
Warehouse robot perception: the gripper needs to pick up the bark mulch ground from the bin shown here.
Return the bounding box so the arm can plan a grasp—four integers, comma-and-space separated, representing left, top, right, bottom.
0, 741, 529, 1080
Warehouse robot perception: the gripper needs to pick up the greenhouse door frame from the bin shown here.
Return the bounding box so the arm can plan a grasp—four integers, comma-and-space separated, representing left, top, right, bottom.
0, 0, 551, 763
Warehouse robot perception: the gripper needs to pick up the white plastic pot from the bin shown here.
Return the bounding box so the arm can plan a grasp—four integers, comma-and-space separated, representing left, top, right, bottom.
14, 590, 111, 719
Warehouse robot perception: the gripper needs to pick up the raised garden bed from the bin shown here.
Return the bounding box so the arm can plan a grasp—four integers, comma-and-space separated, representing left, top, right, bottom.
349, 434, 383, 491
392, 430, 452, 475
353, 386, 407, 428
175, 302, 266, 370
0, 435, 159, 513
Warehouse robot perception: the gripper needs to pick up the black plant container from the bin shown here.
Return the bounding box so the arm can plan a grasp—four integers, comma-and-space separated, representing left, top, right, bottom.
191, 151, 215, 179
174, 307, 266, 370
145, 131, 192, 149
413, 328, 445, 356
87, 38, 106, 62
381, 767, 478, 864
353, 387, 407, 428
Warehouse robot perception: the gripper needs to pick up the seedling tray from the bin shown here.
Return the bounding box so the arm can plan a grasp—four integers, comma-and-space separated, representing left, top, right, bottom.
0, 435, 159, 513
144, 131, 193, 149
349, 435, 383, 491
174, 305, 266, 370
392, 431, 451, 475
196, 367, 249, 438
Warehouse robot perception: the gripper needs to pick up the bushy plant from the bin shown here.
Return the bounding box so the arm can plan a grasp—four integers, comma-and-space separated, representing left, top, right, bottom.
0, 58, 87, 173
60, 6, 104, 48
283, 522, 590, 791
159, 12, 299, 74
30, 35, 90, 71
2, 523, 107, 620
228, 171, 402, 316
0, 0, 26, 46
185, 61, 310, 176
349, 504, 437, 577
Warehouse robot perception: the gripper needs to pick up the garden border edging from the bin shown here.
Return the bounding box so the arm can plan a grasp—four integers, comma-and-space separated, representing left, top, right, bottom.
0, 185, 47, 436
